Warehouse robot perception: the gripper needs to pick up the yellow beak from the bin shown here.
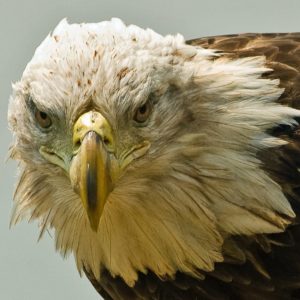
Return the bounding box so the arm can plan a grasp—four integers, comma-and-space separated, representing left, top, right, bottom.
70, 111, 114, 231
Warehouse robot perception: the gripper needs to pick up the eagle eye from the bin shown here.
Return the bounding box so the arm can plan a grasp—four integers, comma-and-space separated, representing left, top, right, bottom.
35, 109, 52, 129
133, 101, 152, 124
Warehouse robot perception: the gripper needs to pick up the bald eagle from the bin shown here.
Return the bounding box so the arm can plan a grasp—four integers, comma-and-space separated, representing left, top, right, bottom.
8, 18, 300, 299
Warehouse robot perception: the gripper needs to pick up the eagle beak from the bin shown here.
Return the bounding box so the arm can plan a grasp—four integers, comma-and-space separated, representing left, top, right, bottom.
70, 111, 114, 232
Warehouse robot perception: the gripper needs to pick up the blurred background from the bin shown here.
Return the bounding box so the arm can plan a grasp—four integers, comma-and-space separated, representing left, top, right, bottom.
1, 0, 300, 299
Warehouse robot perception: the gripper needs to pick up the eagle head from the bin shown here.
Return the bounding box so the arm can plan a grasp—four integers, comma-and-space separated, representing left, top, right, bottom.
8, 19, 299, 286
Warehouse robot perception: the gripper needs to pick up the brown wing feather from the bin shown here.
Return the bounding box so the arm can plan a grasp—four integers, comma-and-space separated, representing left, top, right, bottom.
86, 34, 300, 299
187, 33, 300, 108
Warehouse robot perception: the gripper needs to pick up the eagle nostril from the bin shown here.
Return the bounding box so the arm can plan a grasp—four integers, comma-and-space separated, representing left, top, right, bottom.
73, 137, 82, 152
75, 140, 81, 148
103, 137, 110, 146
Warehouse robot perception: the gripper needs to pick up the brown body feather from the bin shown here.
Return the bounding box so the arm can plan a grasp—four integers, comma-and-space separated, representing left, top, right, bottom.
82, 33, 300, 299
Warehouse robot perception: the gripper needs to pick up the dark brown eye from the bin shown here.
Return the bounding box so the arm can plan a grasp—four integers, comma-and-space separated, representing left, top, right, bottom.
35, 109, 52, 129
133, 102, 152, 123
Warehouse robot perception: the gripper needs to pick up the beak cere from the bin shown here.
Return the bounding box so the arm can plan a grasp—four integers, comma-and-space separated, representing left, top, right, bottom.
70, 111, 114, 231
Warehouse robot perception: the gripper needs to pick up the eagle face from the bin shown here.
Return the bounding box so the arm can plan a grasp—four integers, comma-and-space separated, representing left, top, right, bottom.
8, 19, 300, 288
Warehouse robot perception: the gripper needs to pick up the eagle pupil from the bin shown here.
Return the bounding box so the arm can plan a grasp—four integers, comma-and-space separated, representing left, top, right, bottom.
139, 105, 147, 114
40, 112, 47, 119
134, 102, 152, 124
35, 109, 52, 129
